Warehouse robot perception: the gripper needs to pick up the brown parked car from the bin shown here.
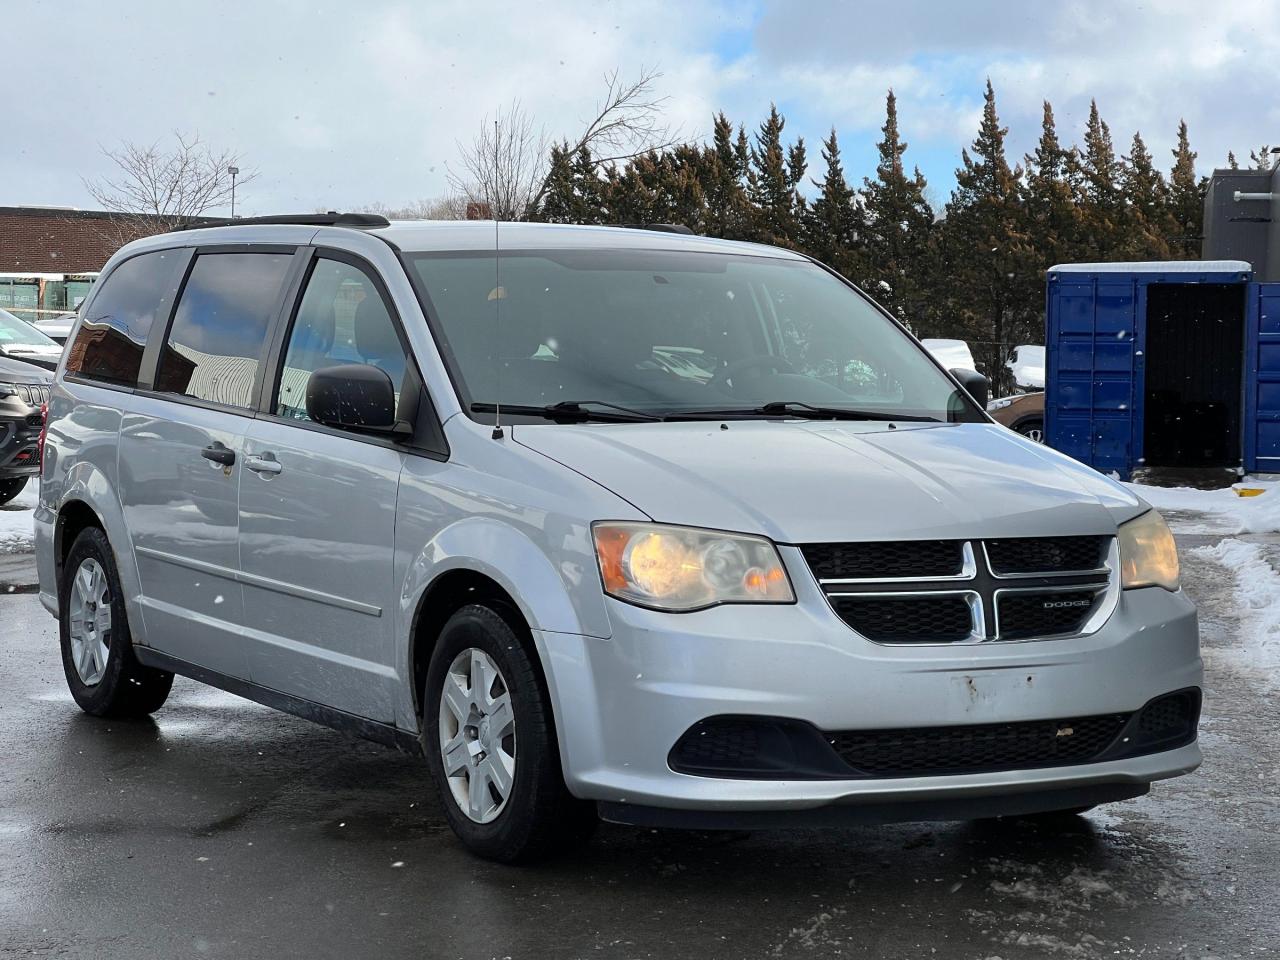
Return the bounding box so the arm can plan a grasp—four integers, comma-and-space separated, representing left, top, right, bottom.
987, 391, 1044, 442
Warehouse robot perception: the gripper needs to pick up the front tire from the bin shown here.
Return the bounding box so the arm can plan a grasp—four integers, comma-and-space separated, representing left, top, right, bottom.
423, 604, 595, 862
0, 476, 27, 505
59, 526, 173, 717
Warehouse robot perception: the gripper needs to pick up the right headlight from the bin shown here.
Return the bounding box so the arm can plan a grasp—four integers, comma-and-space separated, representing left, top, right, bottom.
1118, 509, 1180, 591
592, 522, 795, 611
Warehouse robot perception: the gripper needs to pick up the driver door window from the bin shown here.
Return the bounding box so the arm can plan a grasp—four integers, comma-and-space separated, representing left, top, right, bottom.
276, 257, 408, 423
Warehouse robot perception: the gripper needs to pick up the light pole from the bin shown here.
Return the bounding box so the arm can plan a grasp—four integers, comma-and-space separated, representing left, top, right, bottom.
228, 166, 240, 218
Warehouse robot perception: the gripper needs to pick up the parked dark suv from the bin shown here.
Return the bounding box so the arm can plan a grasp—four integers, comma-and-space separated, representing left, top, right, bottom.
0, 356, 53, 504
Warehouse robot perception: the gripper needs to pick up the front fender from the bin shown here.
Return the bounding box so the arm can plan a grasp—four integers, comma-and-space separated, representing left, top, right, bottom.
400, 514, 609, 638
394, 514, 613, 736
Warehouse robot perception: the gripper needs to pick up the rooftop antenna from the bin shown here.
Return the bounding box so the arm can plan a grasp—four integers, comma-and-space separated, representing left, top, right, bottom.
491, 116, 505, 441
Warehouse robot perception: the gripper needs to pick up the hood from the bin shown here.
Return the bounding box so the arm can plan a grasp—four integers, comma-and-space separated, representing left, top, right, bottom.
0, 355, 54, 383
514, 420, 1144, 544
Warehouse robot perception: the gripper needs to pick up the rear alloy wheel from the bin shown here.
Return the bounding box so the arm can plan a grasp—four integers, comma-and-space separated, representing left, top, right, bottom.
1016, 419, 1044, 443
0, 476, 27, 506
423, 604, 595, 862
59, 526, 173, 717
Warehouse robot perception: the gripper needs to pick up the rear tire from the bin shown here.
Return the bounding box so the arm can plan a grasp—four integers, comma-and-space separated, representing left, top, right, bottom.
0, 477, 27, 505
423, 603, 596, 862
59, 526, 173, 718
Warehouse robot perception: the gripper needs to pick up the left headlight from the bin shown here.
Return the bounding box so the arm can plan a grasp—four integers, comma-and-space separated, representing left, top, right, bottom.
1118, 509, 1180, 591
592, 522, 795, 611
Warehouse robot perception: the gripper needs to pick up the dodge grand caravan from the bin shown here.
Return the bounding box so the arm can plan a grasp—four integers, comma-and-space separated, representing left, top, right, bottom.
35, 214, 1201, 861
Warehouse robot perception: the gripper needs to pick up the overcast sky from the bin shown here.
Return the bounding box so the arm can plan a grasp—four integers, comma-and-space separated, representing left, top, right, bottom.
8, 0, 1280, 217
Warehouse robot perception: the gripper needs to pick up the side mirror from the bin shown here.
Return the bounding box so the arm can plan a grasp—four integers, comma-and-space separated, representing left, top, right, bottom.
950, 367, 989, 409
305, 363, 404, 435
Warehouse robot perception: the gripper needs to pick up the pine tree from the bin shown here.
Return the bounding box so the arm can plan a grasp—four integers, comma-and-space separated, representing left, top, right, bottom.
1077, 100, 1124, 257
747, 105, 805, 246
536, 144, 580, 222
803, 128, 863, 276
938, 79, 1032, 393
1022, 101, 1080, 269
1168, 120, 1205, 258
532, 144, 606, 223
1249, 145, 1277, 170
701, 113, 753, 239
1120, 131, 1171, 258
860, 89, 934, 322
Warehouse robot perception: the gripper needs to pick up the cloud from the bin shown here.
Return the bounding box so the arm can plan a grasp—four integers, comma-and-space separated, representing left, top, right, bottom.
2, 0, 1275, 216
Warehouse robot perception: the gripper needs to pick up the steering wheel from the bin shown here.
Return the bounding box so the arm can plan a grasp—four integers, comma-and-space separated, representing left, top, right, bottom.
709, 355, 796, 391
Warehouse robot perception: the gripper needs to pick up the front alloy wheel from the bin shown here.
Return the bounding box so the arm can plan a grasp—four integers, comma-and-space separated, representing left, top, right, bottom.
439, 648, 517, 824
423, 604, 596, 861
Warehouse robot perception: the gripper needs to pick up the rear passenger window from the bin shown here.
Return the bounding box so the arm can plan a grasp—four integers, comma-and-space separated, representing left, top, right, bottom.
66, 250, 180, 386
275, 258, 409, 422
156, 252, 293, 409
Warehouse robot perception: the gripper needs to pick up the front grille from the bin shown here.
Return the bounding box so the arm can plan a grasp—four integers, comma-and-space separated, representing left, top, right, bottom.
830, 713, 1130, 777
997, 590, 1102, 640
986, 536, 1108, 574
831, 594, 973, 643
14, 384, 49, 406
804, 535, 1114, 644
669, 690, 1199, 781
801, 540, 964, 580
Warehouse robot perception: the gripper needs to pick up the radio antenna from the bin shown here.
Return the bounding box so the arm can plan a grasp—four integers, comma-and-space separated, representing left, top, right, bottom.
491, 118, 505, 441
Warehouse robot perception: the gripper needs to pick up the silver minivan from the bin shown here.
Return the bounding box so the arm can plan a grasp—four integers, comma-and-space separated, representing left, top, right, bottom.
35, 214, 1201, 861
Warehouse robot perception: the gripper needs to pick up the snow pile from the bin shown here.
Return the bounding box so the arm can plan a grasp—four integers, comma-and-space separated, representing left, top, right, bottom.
1006, 345, 1045, 390
1190, 538, 1280, 682
0, 483, 37, 554
1126, 482, 1280, 534
921, 338, 977, 371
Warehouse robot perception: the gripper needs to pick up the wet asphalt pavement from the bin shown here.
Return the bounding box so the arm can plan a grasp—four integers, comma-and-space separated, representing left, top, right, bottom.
1, 533, 1277, 959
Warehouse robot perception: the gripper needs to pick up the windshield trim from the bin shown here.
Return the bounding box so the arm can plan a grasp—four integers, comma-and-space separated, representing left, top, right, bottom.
396, 245, 988, 428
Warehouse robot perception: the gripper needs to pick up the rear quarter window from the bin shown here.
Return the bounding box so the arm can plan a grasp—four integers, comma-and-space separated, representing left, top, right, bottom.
65, 250, 182, 387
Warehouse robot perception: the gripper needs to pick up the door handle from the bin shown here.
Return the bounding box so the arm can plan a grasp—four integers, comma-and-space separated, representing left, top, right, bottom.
200, 442, 235, 466
245, 454, 283, 475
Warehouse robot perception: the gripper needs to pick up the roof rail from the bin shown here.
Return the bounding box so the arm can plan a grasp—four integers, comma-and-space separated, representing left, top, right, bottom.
174, 212, 391, 232
615, 223, 696, 236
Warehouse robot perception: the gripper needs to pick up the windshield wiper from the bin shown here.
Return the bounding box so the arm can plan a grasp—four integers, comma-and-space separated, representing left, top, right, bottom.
668, 401, 939, 422
471, 400, 661, 423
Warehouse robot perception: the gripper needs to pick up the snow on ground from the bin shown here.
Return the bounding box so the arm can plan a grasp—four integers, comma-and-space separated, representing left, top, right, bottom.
1190, 538, 1280, 686
0, 483, 37, 554
1127, 481, 1280, 534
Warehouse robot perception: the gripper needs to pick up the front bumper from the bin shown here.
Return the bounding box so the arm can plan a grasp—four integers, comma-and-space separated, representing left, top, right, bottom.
534, 548, 1202, 814
0, 414, 42, 476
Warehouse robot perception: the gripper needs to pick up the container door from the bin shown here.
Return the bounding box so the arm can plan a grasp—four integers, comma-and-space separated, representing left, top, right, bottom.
1243, 282, 1280, 473
1045, 275, 1139, 478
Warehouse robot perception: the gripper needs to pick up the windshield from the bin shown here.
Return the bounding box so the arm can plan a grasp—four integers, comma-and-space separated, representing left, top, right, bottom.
0, 309, 60, 348
408, 249, 980, 423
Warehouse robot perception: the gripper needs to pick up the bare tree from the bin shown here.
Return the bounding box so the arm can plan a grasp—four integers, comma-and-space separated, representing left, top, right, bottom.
350, 196, 469, 220
83, 132, 257, 245
449, 68, 677, 220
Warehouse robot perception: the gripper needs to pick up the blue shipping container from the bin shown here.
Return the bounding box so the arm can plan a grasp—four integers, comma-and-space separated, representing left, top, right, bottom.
1045, 261, 1280, 479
